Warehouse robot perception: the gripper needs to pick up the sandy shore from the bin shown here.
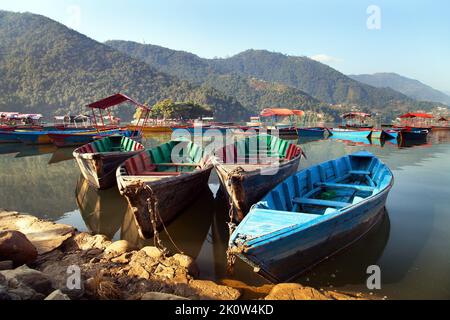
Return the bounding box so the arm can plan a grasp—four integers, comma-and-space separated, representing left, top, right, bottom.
1, 209, 372, 300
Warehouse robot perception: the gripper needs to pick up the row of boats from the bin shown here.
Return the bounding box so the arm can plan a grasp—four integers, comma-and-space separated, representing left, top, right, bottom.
63, 99, 395, 282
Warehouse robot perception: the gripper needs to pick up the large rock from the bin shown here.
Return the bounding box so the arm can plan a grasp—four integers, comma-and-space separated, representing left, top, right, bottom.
171, 254, 199, 277
141, 292, 189, 300
64, 233, 111, 252
0, 211, 74, 255
105, 240, 135, 256
140, 246, 163, 260
0, 231, 38, 266
0, 265, 53, 295
45, 289, 71, 300
265, 283, 329, 300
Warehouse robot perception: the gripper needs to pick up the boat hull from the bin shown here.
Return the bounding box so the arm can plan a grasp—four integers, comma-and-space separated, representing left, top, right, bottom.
117, 166, 214, 238
241, 188, 390, 282
297, 128, 326, 138
399, 130, 428, 141
329, 129, 372, 139
0, 132, 21, 143
215, 157, 301, 221
75, 151, 143, 190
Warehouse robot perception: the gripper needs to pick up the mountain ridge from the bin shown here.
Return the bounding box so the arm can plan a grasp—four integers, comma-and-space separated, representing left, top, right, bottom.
0, 10, 249, 121
349, 72, 450, 106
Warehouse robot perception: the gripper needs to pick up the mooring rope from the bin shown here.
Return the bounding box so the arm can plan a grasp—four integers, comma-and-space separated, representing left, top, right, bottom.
225, 166, 245, 275
143, 184, 184, 256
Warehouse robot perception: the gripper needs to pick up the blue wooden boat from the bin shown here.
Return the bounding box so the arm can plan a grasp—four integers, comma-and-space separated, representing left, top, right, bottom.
329, 128, 372, 139
14, 129, 92, 145
47, 129, 131, 148
297, 127, 327, 138
0, 131, 22, 143
398, 128, 429, 141
228, 151, 394, 282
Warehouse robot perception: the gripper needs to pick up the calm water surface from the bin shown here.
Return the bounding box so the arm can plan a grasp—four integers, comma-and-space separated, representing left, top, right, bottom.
1, 131, 450, 299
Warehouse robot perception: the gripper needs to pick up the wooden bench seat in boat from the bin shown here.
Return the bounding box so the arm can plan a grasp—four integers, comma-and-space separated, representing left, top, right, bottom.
348, 170, 371, 175
292, 197, 351, 208
316, 182, 375, 192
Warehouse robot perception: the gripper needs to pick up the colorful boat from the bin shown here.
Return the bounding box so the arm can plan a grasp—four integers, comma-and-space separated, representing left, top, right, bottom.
48, 129, 123, 148
212, 134, 304, 221
116, 140, 214, 238
74, 135, 145, 189
329, 128, 372, 139
339, 112, 374, 129
398, 127, 429, 141
228, 151, 394, 282
297, 127, 327, 138
14, 129, 92, 145
0, 131, 22, 143
370, 129, 397, 140
127, 125, 172, 133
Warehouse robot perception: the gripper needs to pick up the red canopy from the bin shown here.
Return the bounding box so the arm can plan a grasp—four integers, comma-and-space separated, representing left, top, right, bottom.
342, 112, 371, 119
260, 108, 295, 117
399, 112, 434, 119
292, 110, 305, 117
87, 93, 149, 111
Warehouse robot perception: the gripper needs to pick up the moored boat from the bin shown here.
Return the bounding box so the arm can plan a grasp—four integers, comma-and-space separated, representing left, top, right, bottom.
297, 127, 327, 138
398, 127, 429, 142
228, 151, 394, 282
48, 129, 123, 148
212, 134, 304, 221
329, 128, 372, 139
74, 135, 145, 189
116, 139, 214, 238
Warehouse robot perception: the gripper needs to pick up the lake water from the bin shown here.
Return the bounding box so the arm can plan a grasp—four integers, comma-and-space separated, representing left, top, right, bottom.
1, 130, 450, 299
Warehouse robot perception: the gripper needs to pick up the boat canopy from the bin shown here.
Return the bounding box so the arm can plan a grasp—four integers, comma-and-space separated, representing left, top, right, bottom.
260, 108, 302, 117
87, 93, 150, 111
399, 112, 434, 119
16, 114, 43, 120
342, 112, 371, 119
438, 116, 448, 122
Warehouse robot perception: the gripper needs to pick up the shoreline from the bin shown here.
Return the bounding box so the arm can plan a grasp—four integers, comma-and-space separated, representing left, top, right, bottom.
1, 210, 374, 300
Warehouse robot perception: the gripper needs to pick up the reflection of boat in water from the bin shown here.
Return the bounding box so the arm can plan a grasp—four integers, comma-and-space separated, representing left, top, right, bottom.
76, 176, 128, 240
296, 210, 391, 287
329, 135, 371, 146
48, 147, 76, 164
121, 187, 215, 260
14, 145, 57, 158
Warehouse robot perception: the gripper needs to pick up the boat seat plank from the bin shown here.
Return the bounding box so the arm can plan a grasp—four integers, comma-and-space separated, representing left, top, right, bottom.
293, 197, 350, 208
135, 171, 182, 177
349, 170, 371, 175
155, 163, 200, 167
316, 182, 375, 192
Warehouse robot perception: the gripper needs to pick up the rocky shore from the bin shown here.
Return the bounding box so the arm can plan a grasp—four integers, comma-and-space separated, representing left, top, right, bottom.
1, 210, 369, 300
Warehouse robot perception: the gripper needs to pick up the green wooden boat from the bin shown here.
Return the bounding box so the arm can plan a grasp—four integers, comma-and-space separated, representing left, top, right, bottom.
212, 134, 304, 221
116, 140, 214, 238
73, 135, 145, 190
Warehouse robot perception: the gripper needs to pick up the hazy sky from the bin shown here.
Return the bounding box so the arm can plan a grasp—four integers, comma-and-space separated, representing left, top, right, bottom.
1, 0, 449, 92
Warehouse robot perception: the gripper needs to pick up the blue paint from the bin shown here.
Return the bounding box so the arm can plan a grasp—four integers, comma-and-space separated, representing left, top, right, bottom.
297, 127, 326, 138
329, 129, 372, 139
229, 151, 394, 282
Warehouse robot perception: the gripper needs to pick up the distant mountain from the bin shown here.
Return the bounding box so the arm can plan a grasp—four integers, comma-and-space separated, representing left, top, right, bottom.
106, 41, 322, 113
0, 11, 249, 121
107, 41, 444, 116
349, 73, 450, 106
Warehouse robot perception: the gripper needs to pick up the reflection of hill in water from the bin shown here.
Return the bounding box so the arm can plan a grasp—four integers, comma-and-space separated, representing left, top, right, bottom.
0, 148, 79, 220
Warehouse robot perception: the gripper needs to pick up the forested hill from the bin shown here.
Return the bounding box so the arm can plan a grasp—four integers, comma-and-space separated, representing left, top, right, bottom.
107, 41, 445, 115
349, 73, 450, 106
0, 11, 249, 121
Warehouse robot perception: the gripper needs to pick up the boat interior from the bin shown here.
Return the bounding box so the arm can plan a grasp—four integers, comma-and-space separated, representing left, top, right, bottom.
120, 140, 206, 177
233, 152, 393, 240
77, 135, 144, 154
215, 135, 301, 170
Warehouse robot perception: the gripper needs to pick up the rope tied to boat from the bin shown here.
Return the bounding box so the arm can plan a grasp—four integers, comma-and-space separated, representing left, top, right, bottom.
143, 184, 184, 256
225, 166, 245, 275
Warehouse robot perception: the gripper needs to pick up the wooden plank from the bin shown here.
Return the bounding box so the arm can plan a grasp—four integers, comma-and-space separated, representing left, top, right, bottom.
293, 197, 350, 208
349, 170, 371, 175
155, 163, 200, 167
316, 182, 375, 192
